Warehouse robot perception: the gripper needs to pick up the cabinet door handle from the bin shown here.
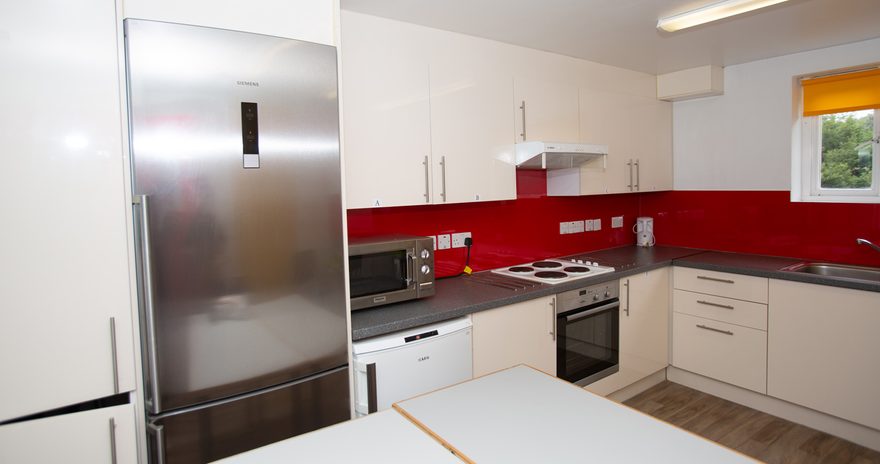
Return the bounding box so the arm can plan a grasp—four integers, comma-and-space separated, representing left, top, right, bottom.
423, 155, 430, 203
697, 275, 735, 284
439, 156, 447, 202
109, 417, 118, 464
623, 279, 630, 316
109, 317, 119, 394
366, 362, 378, 414
697, 300, 734, 310
519, 100, 527, 141
634, 159, 640, 191
550, 298, 557, 341
696, 324, 734, 336
626, 159, 633, 191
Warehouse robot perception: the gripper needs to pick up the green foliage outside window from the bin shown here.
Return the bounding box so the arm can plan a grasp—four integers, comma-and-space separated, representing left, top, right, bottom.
820, 111, 874, 189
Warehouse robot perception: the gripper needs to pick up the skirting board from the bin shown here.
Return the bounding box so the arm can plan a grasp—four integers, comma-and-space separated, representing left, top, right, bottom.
606, 369, 667, 403
668, 366, 880, 452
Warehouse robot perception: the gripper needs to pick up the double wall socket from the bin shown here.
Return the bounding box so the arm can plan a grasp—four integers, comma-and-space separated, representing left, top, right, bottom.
451, 232, 472, 248
559, 220, 585, 235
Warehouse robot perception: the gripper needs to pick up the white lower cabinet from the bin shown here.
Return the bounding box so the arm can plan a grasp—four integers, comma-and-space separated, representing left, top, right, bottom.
586, 268, 669, 396
672, 313, 767, 393
672, 267, 769, 394
768, 279, 880, 430
0, 403, 137, 463
472, 296, 556, 377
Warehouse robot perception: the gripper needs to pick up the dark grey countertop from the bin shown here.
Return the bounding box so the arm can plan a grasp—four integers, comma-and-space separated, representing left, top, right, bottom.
673, 251, 880, 293
350, 245, 702, 340
351, 245, 880, 340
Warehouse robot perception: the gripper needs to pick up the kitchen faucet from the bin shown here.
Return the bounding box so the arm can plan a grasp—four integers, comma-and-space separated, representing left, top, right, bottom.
856, 238, 880, 254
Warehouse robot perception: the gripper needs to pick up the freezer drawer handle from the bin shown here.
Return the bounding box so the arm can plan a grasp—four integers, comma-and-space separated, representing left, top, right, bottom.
147, 422, 166, 464
366, 362, 378, 414
134, 195, 161, 413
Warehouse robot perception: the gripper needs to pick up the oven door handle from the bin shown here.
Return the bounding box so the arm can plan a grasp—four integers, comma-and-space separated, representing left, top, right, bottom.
564, 301, 619, 322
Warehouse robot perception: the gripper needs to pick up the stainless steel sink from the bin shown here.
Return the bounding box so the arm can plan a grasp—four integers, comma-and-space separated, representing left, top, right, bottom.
782, 262, 880, 283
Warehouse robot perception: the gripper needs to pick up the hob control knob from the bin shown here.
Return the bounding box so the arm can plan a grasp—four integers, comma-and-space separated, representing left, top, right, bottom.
420, 249, 430, 259
421, 265, 430, 275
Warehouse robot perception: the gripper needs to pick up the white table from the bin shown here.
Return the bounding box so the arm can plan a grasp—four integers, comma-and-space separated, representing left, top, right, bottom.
394, 365, 757, 464
213, 409, 461, 463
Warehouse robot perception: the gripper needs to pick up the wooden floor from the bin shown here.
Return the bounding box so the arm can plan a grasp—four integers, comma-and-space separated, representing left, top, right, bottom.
623, 381, 880, 464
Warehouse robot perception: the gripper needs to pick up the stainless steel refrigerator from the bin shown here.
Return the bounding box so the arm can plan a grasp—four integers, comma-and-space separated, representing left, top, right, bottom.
124, 19, 350, 463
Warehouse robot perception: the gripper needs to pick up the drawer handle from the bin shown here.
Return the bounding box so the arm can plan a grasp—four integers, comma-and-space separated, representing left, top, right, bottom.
697, 275, 735, 284
696, 324, 733, 336
696, 300, 734, 310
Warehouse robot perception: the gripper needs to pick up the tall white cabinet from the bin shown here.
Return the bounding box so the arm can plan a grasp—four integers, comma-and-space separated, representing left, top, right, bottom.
586, 268, 669, 396
0, 0, 138, 460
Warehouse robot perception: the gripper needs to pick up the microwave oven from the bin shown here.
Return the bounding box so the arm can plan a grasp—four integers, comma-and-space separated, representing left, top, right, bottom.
348, 235, 435, 310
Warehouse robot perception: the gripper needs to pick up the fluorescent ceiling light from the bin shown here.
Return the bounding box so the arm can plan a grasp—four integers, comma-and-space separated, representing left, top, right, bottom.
657, 0, 789, 32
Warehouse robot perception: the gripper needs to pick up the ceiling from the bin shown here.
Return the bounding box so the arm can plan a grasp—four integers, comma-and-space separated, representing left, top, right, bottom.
340, 0, 880, 75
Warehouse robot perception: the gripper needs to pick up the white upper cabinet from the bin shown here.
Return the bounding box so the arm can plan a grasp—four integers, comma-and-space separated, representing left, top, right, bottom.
578, 90, 672, 194
0, 0, 135, 422
341, 15, 432, 209
430, 64, 516, 203
122, 0, 337, 45
514, 77, 580, 143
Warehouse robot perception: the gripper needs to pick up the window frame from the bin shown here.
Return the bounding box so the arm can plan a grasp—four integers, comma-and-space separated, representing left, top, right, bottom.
799, 108, 880, 202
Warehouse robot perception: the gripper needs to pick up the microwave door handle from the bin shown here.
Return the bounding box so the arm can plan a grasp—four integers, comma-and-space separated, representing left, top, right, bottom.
564, 301, 619, 322
405, 251, 415, 286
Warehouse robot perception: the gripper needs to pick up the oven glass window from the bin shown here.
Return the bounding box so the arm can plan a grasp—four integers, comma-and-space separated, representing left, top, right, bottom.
558, 305, 619, 384
349, 250, 409, 298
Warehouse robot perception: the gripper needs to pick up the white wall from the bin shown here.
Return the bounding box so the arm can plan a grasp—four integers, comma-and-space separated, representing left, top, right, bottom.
673, 38, 880, 191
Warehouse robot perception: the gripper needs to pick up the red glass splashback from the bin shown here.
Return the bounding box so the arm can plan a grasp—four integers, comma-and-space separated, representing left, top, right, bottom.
348, 171, 640, 277
640, 190, 880, 267
347, 171, 880, 277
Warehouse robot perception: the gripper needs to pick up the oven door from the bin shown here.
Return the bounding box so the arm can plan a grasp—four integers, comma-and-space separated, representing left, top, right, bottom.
557, 299, 619, 386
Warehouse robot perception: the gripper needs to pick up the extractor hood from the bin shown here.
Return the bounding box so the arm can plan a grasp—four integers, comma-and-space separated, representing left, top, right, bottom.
515, 142, 608, 170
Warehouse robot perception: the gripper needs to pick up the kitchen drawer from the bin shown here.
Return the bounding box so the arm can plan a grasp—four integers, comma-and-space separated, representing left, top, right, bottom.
673, 289, 767, 330
673, 267, 768, 304
672, 312, 767, 393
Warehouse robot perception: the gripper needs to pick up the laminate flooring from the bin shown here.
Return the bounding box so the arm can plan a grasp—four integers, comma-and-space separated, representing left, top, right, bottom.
623, 381, 880, 464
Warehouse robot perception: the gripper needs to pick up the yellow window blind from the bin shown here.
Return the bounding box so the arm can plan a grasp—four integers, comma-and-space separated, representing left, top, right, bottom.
802, 68, 880, 117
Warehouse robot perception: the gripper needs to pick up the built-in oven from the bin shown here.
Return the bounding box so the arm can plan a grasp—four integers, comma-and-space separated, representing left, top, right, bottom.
556, 280, 619, 386
348, 234, 435, 310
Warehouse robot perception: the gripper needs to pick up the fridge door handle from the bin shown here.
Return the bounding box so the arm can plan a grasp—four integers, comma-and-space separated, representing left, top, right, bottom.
366, 362, 378, 414
133, 194, 161, 413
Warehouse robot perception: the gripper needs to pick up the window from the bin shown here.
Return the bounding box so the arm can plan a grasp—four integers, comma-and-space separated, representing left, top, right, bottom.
799, 68, 880, 202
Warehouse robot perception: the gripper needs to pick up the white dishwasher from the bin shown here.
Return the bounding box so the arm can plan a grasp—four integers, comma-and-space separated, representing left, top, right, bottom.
352, 317, 473, 416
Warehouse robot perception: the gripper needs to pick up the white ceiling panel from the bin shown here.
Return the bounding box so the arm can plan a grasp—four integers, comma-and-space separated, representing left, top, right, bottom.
341, 0, 880, 74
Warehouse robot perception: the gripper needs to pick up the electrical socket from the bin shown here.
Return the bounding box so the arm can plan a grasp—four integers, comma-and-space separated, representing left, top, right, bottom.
585, 220, 594, 232
612, 216, 624, 228
451, 232, 472, 248
593, 219, 602, 231
437, 234, 451, 250
559, 221, 585, 235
